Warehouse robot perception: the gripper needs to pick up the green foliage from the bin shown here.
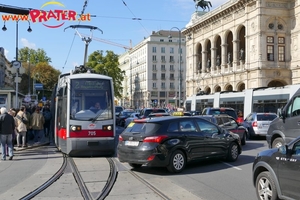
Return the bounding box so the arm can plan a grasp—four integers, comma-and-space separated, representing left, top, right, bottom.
86, 50, 125, 98
18, 47, 59, 95
18, 47, 51, 64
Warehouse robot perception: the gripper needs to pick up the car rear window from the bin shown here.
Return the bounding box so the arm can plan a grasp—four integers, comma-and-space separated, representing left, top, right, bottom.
257, 114, 277, 121
208, 109, 237, 119
116, 107, 123, 112
125, 122, 160, 134
144, 109, 166, 117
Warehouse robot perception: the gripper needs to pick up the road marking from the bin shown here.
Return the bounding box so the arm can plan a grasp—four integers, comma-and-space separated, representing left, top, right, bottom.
222, 162, 242, 170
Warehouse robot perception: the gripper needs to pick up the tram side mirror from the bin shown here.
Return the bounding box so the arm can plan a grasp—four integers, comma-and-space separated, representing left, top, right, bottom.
56, 88, 63, 97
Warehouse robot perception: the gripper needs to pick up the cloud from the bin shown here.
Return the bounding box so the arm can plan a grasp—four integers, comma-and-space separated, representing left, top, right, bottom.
20, 38, 37, 50
4, 49, 9, 60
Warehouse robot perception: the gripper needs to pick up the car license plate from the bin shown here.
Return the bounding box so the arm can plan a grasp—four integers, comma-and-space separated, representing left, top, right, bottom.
125, 141, 139, 146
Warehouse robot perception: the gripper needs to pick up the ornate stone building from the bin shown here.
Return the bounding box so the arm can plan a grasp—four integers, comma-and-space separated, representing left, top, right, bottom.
183, 0, 297, 98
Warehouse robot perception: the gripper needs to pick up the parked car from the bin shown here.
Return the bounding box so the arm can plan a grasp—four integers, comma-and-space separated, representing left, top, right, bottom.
242, 112, 278, 139
267, 88, 300, 148
124, 112, 140, 127
118, 116, 242, 173
139, 108, 167, 119
252, 136, 300, 200
116, 109, 135, 127
202, 107, 238, 119
198, 114, 247, 145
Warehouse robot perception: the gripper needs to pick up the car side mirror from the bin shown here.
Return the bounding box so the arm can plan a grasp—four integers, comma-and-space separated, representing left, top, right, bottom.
278, 145, 287, 154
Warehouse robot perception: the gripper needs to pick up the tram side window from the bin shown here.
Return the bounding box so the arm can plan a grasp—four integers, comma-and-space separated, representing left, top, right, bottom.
287, 96, 300, 117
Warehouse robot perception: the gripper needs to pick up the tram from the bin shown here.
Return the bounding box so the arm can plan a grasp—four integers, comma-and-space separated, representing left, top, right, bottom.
53, 65, 115, 157
185, 84, 300, 118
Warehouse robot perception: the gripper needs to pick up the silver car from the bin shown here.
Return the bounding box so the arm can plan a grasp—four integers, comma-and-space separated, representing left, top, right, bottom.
242, 112, 278, 139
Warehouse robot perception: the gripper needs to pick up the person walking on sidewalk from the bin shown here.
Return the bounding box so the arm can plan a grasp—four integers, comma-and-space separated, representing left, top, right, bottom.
0, 107, 15, 160
15, 106, 28, 148
30, 107, 45, 144
42, 106, 52, 137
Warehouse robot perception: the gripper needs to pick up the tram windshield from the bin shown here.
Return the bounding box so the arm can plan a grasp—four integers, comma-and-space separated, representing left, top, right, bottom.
70, 78, 113, 121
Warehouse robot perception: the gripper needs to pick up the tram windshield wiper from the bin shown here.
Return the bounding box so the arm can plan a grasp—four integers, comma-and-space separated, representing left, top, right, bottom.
91, 109, 107, 122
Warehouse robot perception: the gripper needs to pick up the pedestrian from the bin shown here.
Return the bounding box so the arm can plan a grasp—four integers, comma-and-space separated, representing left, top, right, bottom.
8, 109, 17, 148
30, 107, 45, 143
24, 106, 32, 145
0, 107, 15, 160
43, 106, 52, 137
15, 106, 28, 148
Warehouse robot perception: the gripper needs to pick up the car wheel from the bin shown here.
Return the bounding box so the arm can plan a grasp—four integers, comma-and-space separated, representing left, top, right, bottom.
241, 132, 246, 145
129, 163, 142, 168
272, 137, 284, 148
255, 171, 278, 200
167, 150, 186, 173
226, 142, 239, 161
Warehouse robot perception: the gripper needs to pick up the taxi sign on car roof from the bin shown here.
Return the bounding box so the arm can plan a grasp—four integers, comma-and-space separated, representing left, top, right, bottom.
172, 111, 184, 116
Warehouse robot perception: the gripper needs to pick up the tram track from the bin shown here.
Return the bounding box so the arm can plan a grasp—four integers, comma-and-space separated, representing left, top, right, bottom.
19, 151, 118, 200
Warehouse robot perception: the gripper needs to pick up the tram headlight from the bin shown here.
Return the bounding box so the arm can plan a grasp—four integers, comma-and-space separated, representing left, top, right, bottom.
103, 125, 112, 131
70, 125, 81, 131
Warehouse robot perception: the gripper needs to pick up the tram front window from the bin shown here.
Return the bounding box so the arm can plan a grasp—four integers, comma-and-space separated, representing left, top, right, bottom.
70, 79, 113, 121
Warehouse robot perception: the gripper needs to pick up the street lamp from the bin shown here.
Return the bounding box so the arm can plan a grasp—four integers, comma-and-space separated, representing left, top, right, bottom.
169, 27, 182, 108
2, 19, 32, 108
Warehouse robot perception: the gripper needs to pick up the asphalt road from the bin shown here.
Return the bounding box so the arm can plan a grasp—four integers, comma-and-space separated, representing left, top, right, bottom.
116, 138, 268, 200
0, 126, 267, 200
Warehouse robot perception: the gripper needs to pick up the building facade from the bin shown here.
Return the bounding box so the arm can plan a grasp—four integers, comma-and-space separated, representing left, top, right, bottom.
0, 47, 25, 108
183, 0, 298, 99
118, 30, 186, 109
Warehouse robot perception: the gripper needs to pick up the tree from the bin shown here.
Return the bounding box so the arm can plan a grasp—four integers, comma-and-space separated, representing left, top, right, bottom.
31, 62, 61, 91
18, 47, 51, 64
19, 62, 60, 97
86, 50, 125, 98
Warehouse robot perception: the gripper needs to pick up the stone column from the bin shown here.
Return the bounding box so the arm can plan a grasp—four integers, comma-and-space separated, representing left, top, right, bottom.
221, 44, 228, 72
202, 51, 207, 73
211, 47, 217, 73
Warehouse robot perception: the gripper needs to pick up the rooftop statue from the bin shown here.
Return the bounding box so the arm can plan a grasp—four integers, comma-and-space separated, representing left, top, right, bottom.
193, 0, 212, 12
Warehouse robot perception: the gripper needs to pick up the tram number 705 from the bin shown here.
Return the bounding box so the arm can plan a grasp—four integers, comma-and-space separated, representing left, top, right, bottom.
88, 131, 96, 136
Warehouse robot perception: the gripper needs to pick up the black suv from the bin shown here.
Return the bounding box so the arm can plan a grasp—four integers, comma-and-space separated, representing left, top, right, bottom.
198, 114, 247, 145
202, 107, 238, 119
118, 116, 242, 173
252, 136, 300, 200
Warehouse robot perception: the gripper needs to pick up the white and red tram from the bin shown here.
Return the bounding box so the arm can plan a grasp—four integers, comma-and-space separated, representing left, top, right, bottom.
54, 67, 116, 156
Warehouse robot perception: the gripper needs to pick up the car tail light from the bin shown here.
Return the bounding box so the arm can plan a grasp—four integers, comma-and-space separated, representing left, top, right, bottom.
119, 135, 123, 141
143, 135, 168, 143
147, 155, 155, 161
252, 121, 257, 127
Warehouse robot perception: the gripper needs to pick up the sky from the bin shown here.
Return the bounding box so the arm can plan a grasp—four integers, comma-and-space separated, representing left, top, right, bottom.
0, 0, 226, 73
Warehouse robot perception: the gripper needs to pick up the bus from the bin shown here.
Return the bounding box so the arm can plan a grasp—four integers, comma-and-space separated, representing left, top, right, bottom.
53, 66, 116, 157
185, 84, 300, 118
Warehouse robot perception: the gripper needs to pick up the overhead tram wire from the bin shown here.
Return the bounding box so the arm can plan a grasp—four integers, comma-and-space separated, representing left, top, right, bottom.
83, 15, 187, 23
121, 0, 149, 35
62, 0, 89, 72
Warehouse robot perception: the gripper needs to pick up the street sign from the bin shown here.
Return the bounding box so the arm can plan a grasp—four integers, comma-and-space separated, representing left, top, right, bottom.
42, 96, 46, 101
35, 83, 44, 90
12, 61, 21, 69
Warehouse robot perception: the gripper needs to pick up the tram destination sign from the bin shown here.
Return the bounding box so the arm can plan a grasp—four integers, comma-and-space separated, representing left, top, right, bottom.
72, 79, 109, 90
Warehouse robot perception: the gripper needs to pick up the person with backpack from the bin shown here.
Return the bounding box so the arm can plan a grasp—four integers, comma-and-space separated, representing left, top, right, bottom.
43, 106, 52, 137
15, 106, 28, 148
